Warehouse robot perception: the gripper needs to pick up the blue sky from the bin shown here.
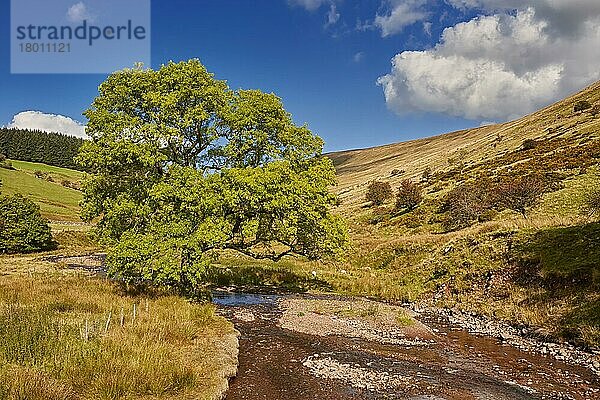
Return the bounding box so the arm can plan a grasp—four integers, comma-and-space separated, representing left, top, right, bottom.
2, 1, 600, 152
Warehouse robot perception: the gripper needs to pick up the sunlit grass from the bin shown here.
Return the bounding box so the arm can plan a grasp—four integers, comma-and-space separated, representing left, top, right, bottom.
0, 255, 238, 400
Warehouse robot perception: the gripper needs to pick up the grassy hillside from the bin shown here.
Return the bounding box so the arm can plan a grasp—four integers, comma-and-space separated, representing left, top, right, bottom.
10, 159, 83, 179
329, 80, 600, 207
315, 80, 600, 348
0, 160, 82, 221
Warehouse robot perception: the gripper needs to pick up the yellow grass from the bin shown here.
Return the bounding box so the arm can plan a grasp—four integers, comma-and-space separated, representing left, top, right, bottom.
0, 254, 238, 400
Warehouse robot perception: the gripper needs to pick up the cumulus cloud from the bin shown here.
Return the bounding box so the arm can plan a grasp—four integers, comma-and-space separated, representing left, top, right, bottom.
447, 0, 600, 37
288, 0, 329, 11
7, 111, 88, 139
375, 0, 430, 37
378, 3, 600, 121
66, 2, 94, 23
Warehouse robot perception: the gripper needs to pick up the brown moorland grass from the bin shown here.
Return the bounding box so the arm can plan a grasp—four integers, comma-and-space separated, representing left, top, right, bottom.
0, 255, 238, 400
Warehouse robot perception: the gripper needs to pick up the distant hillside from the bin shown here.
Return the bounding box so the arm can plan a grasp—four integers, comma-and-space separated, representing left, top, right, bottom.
0, 128, 85, 170
0, 160, 82, 221
328, 80, 600, 206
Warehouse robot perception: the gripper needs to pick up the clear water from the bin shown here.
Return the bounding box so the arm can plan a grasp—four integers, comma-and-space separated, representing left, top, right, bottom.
211, 291, 279, 307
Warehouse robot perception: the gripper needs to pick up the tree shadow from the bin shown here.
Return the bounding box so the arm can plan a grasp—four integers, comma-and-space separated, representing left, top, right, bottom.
512, 222, 600, 289
203, 264, 332, 293
511, 222, 600, 346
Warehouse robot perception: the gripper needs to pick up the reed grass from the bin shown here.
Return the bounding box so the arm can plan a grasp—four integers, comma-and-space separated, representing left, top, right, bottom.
0, 256, 238, 400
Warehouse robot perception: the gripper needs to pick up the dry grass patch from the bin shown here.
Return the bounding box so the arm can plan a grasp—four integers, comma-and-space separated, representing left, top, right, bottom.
0, 255, 238, 400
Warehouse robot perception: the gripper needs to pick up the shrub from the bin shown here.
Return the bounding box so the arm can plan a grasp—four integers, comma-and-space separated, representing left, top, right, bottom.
495, 175, 545, 218
574, 100, 592, 113
442, 181, 492, 230
365, 181, 393, 206
395, 179, 423, 211
0, 154, 13, 170
33, 170, 45, 179
522, 139, 537, 151
0, 194, 55, 253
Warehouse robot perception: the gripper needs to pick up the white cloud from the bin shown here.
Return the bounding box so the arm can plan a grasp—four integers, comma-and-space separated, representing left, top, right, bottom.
422, 21, 432, 36
66, 2, 93, 23
378, 3, 600, 121
7, 111, 88, 139
326, 3, 340, 26
447, 0, 600, 37
288, 0, 329, 11
353, 51, 365, 63
375, 0, 430, 37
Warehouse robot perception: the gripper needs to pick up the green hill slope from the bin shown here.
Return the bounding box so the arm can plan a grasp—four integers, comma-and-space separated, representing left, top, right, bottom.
0, 161, 82, 221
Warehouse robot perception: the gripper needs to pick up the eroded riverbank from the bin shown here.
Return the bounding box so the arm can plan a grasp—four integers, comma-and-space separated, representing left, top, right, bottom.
213, 291, 600, 400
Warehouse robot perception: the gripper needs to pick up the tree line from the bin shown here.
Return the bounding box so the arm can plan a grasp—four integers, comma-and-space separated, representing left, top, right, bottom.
0, 128, 85, 170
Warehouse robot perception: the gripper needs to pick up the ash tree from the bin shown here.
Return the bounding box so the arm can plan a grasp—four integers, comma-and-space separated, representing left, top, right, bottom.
77, 60, 348, 293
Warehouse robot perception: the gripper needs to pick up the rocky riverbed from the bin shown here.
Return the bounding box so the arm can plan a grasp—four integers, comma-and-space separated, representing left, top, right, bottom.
214, 291, 600, 400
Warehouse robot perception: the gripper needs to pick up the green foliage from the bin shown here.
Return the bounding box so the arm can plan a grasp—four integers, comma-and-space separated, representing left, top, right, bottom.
0, 153, 13, 170
78, 60, 348, 293
395, 179, 423, 211
0, 194, 55, 253
574, 100, 592, 112
0, 128, 85, 170
365, 180, 393, 206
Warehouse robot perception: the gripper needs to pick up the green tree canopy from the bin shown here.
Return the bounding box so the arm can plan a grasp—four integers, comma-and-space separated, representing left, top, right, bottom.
78, 60, 347, 292
0, 185, 55, 254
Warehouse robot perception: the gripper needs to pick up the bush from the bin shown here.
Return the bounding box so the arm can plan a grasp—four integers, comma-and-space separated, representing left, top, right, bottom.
574, 100, 592, 113
495, 175, 545, 218
442, 181, 492, 230
0, 194, 55, 253
395, 179, 423, 211
366, 181, 393, 206
522, 139, 537, 151
0, 154, 13, 170
33, 170, 45, 179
